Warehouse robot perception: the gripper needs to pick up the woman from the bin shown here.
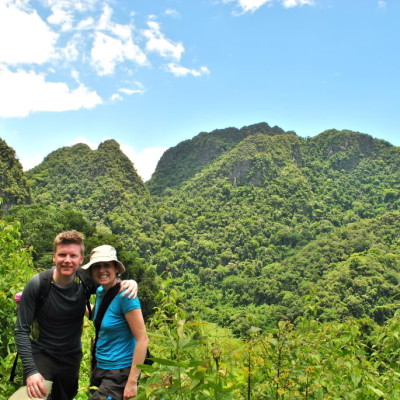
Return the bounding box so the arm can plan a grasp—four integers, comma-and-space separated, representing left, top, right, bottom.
82, 245, 148, 400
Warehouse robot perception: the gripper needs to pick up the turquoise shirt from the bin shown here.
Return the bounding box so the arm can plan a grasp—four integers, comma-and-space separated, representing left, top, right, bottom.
94, 286, 141, 369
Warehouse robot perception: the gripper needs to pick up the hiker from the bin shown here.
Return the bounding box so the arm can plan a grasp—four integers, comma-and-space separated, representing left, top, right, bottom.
14, 230, 139, 400
82, 245, 148, 400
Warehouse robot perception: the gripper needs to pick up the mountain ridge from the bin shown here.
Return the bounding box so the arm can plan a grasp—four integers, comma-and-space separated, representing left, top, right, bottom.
2, 124, 400, 331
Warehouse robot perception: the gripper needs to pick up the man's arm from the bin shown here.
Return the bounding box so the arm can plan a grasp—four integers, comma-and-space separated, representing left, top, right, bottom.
119, 279, 138, 299
15, 275, 49, 398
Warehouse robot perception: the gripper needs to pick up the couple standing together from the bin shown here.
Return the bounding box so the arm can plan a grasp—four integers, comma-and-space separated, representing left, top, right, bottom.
14, 230, 148, 400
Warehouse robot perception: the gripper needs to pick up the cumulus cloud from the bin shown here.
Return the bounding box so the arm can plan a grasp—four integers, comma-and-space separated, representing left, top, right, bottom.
0, 66, 102, 117
0, 0, 207, 119
166, 63, 210, 77
0, 1, 58, 64
144, 20, 184, 60
90, 5, 147, 75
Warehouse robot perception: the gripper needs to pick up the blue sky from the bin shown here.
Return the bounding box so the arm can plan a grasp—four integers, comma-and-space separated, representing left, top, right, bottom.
0, 0, 398, 181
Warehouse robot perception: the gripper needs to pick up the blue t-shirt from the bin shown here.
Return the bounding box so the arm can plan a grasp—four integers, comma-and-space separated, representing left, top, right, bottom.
94, 286, 141, 369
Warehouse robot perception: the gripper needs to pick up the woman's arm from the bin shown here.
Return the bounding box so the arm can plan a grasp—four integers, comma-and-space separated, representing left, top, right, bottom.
123, 308, 149, 399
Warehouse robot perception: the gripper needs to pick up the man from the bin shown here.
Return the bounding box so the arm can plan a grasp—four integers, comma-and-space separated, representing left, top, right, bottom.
15, 230, 138, 400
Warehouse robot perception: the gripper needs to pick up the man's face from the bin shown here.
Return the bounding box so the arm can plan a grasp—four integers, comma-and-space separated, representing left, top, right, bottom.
53, 243, 84, 278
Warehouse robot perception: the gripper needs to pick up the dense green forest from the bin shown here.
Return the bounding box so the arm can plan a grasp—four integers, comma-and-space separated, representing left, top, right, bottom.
1, 123, 400, 398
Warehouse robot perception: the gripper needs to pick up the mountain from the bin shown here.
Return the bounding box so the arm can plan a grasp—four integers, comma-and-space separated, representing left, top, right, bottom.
27, 139, 146, 213
147, 122, 286, 195
0, 138, 31, 212
2, 125, 400, 332
26, 139, 157, 251
147, 128, 400, 330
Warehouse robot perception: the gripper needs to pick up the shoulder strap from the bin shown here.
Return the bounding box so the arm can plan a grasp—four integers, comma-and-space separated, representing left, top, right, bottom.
94, 282, 121, 333
91, 282, 121, 369
76, 269, 96, 320
36, 268, 54, 316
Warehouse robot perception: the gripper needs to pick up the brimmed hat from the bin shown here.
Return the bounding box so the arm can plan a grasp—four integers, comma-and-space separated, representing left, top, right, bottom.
81, 245, 125, 274
9, 380, 52, 400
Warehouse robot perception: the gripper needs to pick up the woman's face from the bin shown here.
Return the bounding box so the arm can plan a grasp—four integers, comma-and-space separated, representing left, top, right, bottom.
91, 261, 118, 288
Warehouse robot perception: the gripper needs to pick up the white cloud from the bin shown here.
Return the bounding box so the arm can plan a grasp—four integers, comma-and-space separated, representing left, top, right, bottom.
0, 66, 102, 117
281, 0, 314, 8
119, 87, 145, 95
166, 63, 210, 77
121, 144, 168, 181
235, 0, 273, 14
0, 1, 58, 65
223, 0, 314, 13
89, 6, 147, 76
144, 20, 184, 60
90, 31, 147, 75
165, 9, 180, 19
111, 93, 123, 102
0, 0, 206, 119
20, 153, 47, 171
110, 83, 144, 101
46, 4, 74, 30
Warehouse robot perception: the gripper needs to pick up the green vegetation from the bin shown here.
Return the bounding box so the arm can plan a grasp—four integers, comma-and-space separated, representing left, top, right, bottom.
147, 122, 286, 195
1, 123, 400, 398
0, 138, 31, 213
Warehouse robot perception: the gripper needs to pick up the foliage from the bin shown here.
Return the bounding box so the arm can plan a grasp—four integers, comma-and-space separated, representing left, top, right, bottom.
148, 122, 285, 195
0, 215, 35, 395
77, 284, 400, 399
0, 138, 31, 213
2, 126, 400, 397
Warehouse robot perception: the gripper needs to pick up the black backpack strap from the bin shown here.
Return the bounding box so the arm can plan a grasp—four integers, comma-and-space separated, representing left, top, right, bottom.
91, 283, 121, 369
76, 269, 96, 321
9, 350, 19, 382
36, 268, 54, 316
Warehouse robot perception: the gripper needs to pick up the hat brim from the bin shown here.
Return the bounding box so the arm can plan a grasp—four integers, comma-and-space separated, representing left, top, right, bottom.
9, 380, 53, 400
81, 257, 125, 274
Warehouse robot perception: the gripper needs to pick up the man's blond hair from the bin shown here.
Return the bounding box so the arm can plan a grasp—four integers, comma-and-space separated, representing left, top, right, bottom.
53, 230, 85, 255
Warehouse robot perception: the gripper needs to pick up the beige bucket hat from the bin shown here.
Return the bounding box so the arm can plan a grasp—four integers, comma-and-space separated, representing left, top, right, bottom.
81, 244, 125, 274
9, 380, 52, 400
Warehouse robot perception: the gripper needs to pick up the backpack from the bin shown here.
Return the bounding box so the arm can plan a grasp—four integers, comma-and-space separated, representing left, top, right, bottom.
9, 268, 95, 382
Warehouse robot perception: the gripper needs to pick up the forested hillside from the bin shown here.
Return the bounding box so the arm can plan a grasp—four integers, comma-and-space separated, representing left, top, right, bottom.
145, 128, 400, 332
2, 124, 400, 398
0, 138, 31, 212
2, 124, 400, 332
147, 122, 286, 194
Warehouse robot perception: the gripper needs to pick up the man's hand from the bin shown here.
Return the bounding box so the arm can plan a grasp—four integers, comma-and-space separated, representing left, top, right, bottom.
26, 373, 47, 399
119, 279, 138, 299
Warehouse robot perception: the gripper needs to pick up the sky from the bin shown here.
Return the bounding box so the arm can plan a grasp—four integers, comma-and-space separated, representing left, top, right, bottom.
0, 0, 399, 181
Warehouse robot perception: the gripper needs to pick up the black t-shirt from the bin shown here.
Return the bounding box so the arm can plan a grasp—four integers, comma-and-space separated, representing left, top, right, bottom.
15, 269, 90, 377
